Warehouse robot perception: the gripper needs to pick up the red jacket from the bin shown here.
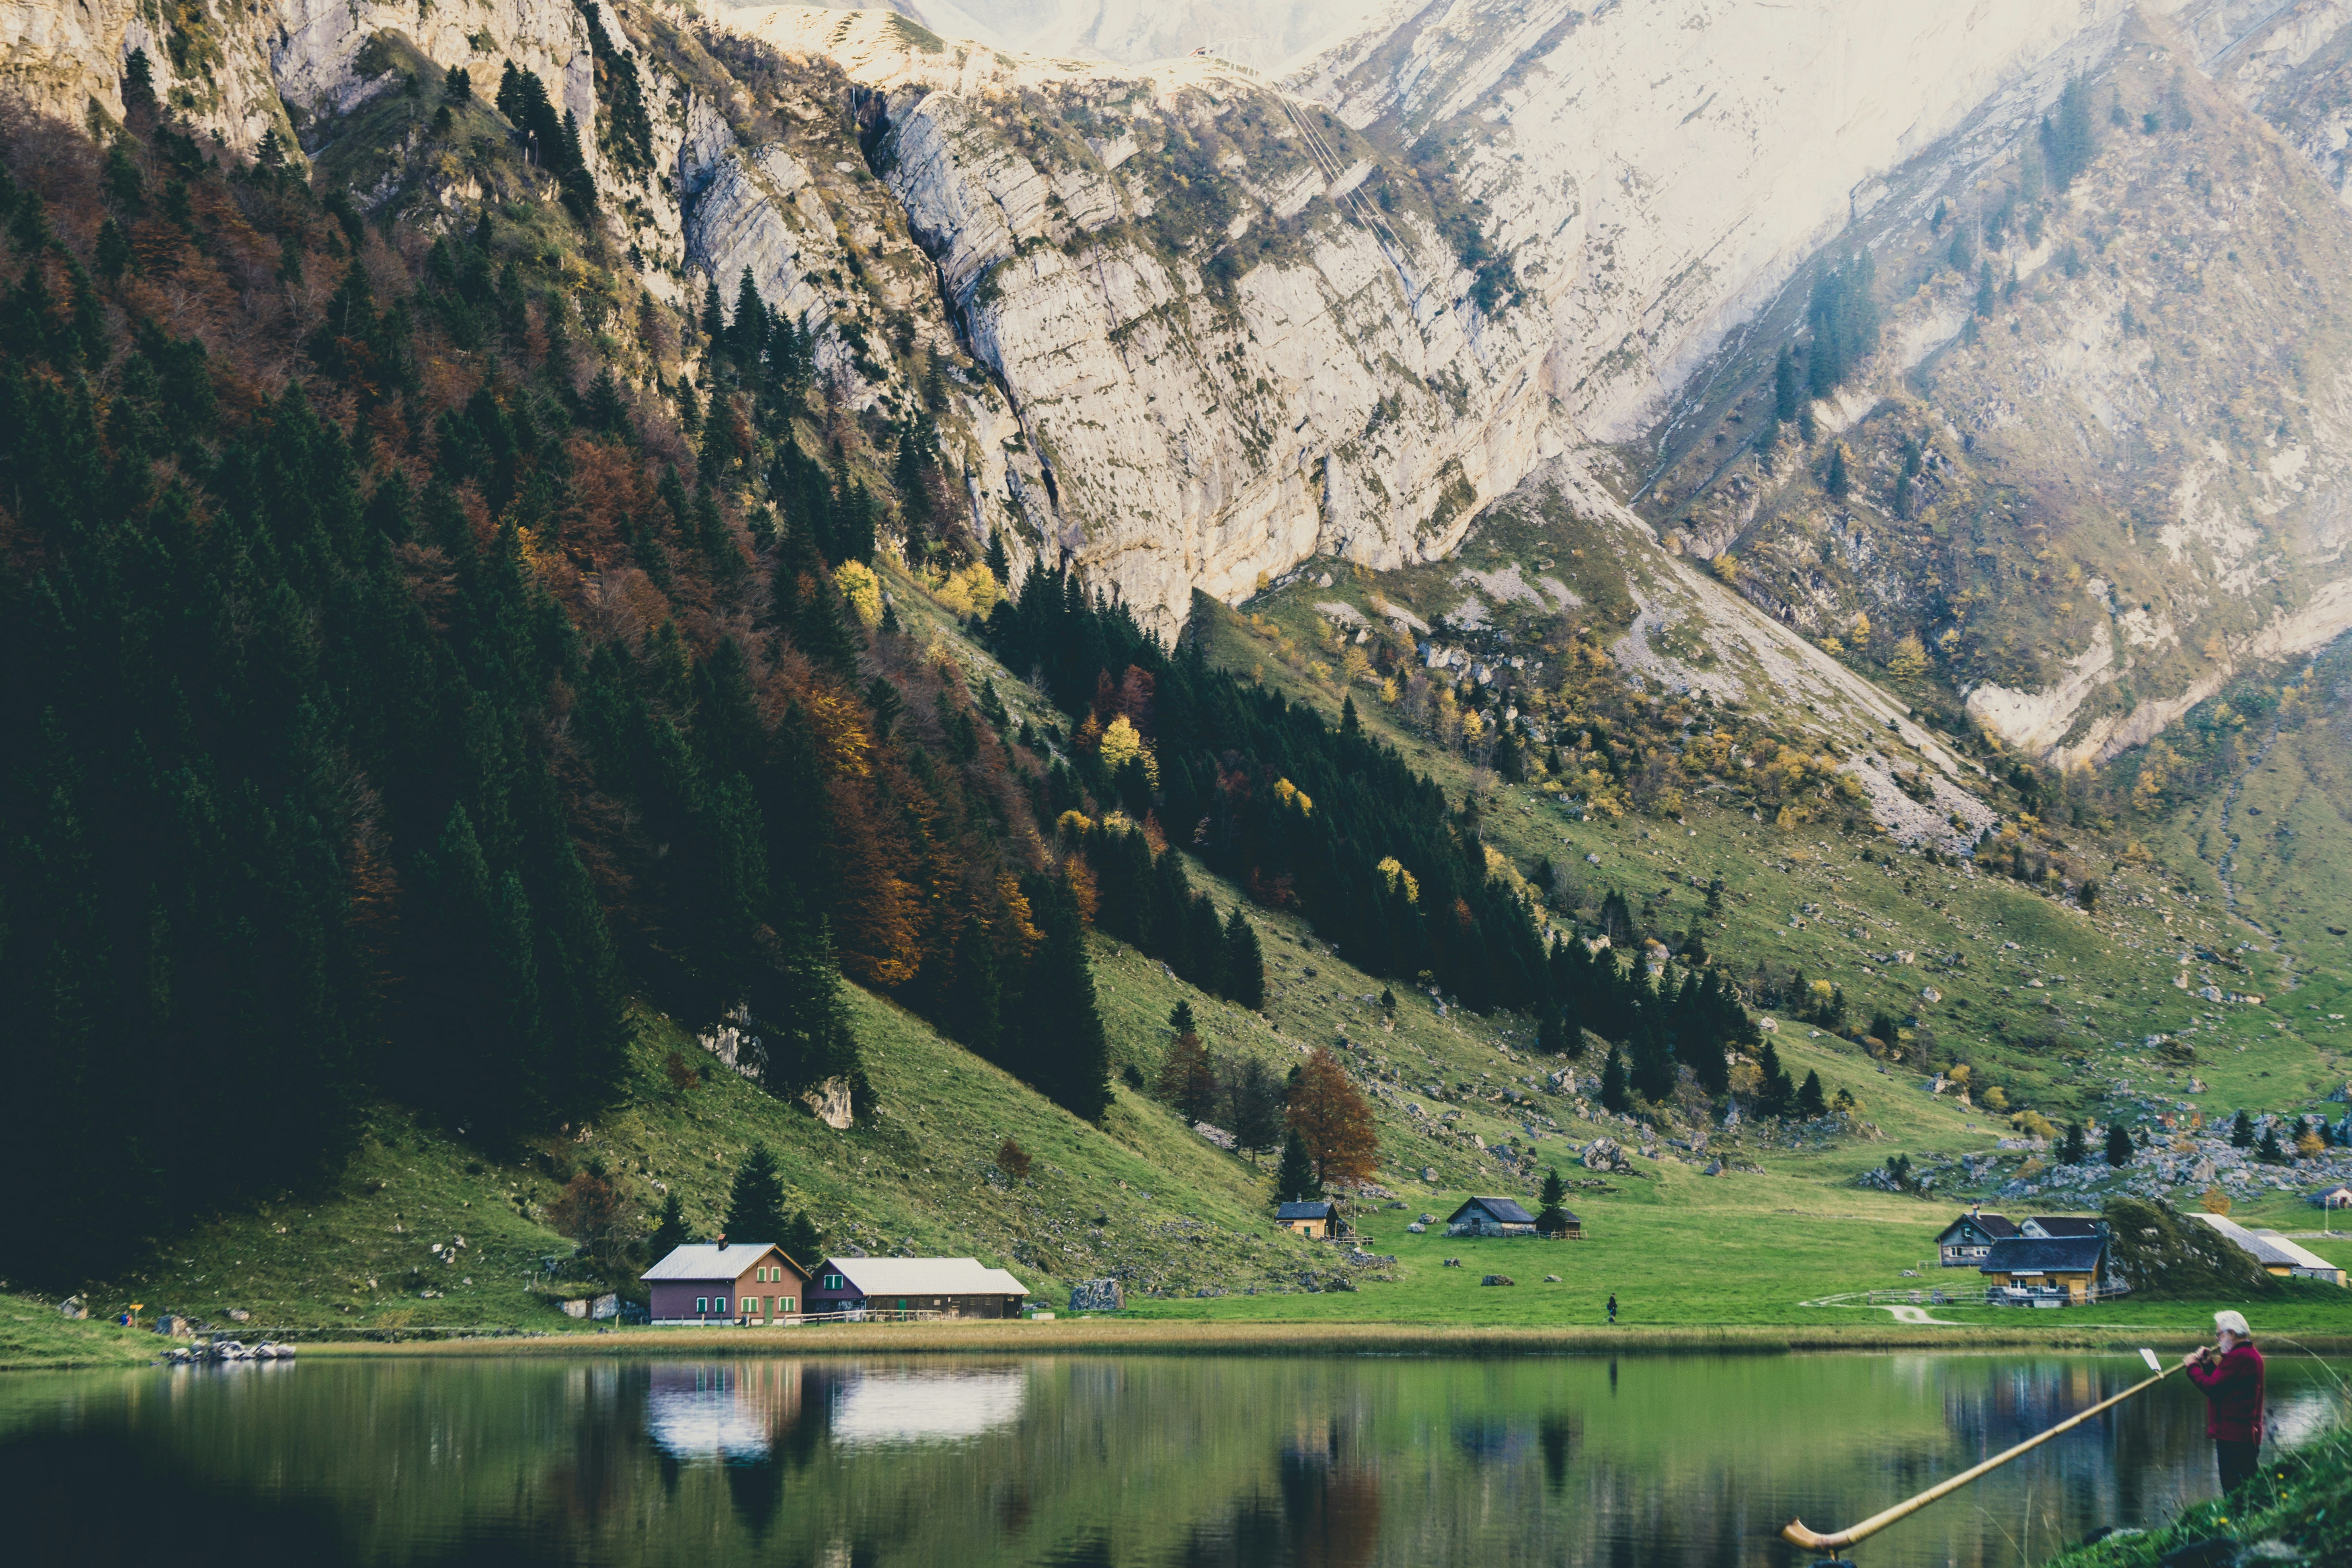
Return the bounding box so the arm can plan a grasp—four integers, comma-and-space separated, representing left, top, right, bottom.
2185, 1342, 2266, 1443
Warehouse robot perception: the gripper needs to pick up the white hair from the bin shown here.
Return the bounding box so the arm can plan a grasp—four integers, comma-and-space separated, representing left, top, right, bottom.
2214, 1310, 2251, 1338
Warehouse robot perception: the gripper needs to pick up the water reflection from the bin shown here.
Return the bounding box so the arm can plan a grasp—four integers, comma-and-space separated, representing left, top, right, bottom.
830, 1367, 1026, 1447
0, 1352, 2340, 1568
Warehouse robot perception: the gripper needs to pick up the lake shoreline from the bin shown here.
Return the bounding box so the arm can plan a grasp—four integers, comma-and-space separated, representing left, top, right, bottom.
286, 1319, 2352, 1360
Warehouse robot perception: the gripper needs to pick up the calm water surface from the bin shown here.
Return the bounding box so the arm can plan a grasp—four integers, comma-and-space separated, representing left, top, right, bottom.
3, 1351, 2344, 1566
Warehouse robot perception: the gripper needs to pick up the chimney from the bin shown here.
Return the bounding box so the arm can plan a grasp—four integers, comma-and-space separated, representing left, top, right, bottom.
716, 1234, 728, 1250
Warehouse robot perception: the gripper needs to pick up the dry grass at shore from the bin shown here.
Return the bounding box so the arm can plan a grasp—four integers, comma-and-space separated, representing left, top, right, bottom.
297, 1318, 2352, 1360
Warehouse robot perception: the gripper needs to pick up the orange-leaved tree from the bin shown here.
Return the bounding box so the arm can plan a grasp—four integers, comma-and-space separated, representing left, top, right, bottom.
1287, 1046, 1378, 1188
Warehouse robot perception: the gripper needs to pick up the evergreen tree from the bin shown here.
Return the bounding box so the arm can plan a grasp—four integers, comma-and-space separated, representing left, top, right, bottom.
1630, 1014, 1676, 1103
2257, 1125, 2288, 1165
1975, 261, 1997, 318
1159, 1004, 1218, 1124
1536, 1167, 1574, 1237
2061, 1121, 2089, 1164
985, 529, 1010, 584
1599, 1045, 1631, 1114
1224, 1054, 1287, 1163
1274, 1129, 1320, 1202
1825, 444, 1850, 499
723, 1143, 788, 1244
2104, 1121, 2134, 1167
1755, 1037, 1795, 1118
782, 1209, 823, 1265
1772, 345, 1800, 425
2039, 75, 2096, 191
943, 919, 1003, 1060
2231, 1110, 2256, 1148
1222, 906, 1266, 1008
1796, 1069, 1827, 1119
650, 1190, 691, 1256
1018, 876, 1111, 1121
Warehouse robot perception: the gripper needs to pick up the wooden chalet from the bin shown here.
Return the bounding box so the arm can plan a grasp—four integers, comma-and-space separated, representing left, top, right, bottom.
1445, 1197, 1538, 1238
642, 1240, 808, 1326
804, 1257, 1031, 1320
1977, 1233, 2111, 1303
1933, 1208, 2019, 1267
1276, 1200, 1342, 1240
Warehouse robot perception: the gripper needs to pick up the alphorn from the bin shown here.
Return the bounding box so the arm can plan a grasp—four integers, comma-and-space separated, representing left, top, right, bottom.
1782, 1350, 2181, 1554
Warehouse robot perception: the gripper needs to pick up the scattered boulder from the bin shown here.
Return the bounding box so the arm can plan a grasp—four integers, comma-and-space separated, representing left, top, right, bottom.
1702, 1158, 1725, 1176
1068, 1278, 1125, 1313
57, 1297, 85, 1320
589, 1293, 621, 1322
1581, 1138, 1631, 1173
1418, 1213, 1437, 1224
1543, 1274, 1562, 1283
225, 1308, 250, 1323
1480, 1275, 1515, 1287
1405, 1222, 1427, 1233
1420, 1166, 1440, 1183
561, 1297, 591, 1319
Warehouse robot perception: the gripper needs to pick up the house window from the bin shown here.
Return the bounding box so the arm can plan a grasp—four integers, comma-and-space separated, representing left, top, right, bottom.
823, 1273, 844, 1291
714, 1296, 729, 1315
782, 1297, 794, 1313
696, 1297, 708, 1314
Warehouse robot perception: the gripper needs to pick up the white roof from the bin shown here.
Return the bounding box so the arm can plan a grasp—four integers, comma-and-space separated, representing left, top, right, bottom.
2247, 1228, 2345, 1272
642, 1242, 793, 1281
2191, 1213, 2302, 1268
824, 1257, 1029, 1297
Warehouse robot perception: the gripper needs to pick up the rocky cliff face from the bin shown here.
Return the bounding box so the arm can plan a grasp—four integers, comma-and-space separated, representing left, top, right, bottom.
16, 0, 2352, 755
1633, 4, 2352, 768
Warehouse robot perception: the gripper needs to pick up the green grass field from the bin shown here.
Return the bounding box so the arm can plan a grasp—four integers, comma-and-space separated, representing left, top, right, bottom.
16, 536, 2352, 1374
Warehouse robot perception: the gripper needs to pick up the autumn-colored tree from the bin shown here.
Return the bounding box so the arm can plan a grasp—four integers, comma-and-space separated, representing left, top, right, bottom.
1287, 1046, 1378, 1188
995, 1137, 1032, 1179
1159, 1001, 1217, 1123
548, 1164, 641, 1268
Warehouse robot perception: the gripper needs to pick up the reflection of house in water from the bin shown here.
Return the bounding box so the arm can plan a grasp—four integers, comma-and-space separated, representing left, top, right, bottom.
829, 1367, 1027, 1447
646, 1362, 809, 1461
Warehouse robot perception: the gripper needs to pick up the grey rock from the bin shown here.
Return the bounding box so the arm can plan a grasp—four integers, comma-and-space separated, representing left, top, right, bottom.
1068, 1278, 1125, 1313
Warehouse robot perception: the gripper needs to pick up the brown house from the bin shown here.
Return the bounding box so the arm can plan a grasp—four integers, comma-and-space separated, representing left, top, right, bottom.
1275, 1201, 1342, 1240
643, 1240, 808, 1326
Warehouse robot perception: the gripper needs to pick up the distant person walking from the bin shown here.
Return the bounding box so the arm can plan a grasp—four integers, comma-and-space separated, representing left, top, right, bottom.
2184, 1310, 2266, 1497
1606, 1292, 1617, 1326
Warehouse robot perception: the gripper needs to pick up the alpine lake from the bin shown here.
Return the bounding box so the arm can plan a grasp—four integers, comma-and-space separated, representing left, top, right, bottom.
5, 1349, 2345, 1567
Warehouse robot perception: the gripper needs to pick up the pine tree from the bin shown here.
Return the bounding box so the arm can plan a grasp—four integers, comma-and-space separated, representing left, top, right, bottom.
1825, 444, 1850, 499
650, 1190, 691, 1256
943, 919, 1002, 1060
782, 1209, 823, 1265
1222, 906, 1266, 1009
985, 529, 1010, 584
1274, 1129, 1320, 1202
1599, 1045, 1631, 1114
1755, 1038, 1795, 1119
1159, 1006, 1218, 1125
1225, 1055, 1287, 1163
723, 1143, 787, 1244
1772, 346, 1799, 425
1018, 876, 1110, 1121
1975, 261, 1997, 318
2231, 1110, 2256, 1148
2257, 1125, 2287, 1165
1630, 1014, 1675, 1103
1536, 1167, 1573, 1237
2104, 1120, 2134, 1166
1796, 1069, 1827, 1118
2061, 1121, 2089, 1164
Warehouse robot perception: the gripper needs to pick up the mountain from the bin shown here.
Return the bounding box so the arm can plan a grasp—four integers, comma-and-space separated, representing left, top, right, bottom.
7, 0, 2352, 1313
